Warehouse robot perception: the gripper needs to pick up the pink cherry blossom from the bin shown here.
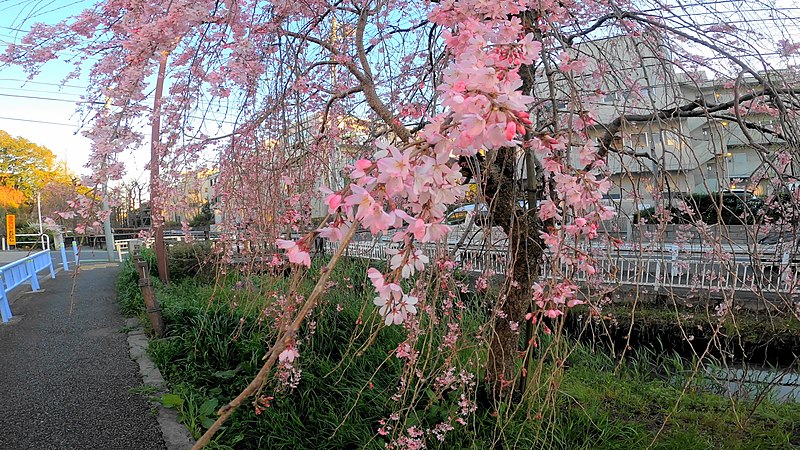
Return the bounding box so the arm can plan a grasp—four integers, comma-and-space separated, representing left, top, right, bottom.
276, 239, 311, 267
278, 346, 300, 364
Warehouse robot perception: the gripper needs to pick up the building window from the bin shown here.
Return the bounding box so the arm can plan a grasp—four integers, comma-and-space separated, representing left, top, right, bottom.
651, 132, 661, 145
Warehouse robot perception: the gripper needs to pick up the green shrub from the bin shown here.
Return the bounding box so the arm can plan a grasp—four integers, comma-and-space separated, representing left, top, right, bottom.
116, 258, 145, 316
116, 257, 800, 449
634, 192, 765, 225
168, 241, 218, 282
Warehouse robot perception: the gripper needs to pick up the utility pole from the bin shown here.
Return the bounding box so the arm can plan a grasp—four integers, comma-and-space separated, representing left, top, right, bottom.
150, 51, 170, 284
102, 183, 116, 261
37, 192, 46, 249
101, 95, 116, 262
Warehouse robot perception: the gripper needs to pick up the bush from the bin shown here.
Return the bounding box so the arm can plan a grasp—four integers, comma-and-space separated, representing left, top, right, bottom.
168, 241, 218, 282
116, 257, 145, 316
117, 258, 800, 449
634, 192, 765, 225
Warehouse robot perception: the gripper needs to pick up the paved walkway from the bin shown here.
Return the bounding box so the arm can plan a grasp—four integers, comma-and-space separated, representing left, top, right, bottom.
0, 250, 44, 265
0, 262, 166, 450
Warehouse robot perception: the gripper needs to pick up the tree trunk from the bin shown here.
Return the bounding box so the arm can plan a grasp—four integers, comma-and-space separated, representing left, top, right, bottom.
484, 145, 544, 397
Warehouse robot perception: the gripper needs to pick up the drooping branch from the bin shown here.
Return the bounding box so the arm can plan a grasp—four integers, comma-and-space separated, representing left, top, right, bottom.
192, 223, 358, 449
596, 89, 800, 162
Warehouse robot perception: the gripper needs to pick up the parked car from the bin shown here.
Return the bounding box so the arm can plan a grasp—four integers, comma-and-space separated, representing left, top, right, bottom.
444, 203, 509, 247
757, 230, 800, 269
637, 191, 765, 225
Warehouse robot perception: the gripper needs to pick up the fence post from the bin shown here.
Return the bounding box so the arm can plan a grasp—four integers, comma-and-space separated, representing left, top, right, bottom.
55, 231, 69, 272
0, 271, 11, 323
670, 245, 679, 277
60, 245, 69, 272
780, 250, 791, 290
47, 253, 56, 279
135, 256, 165, 338
72, 241, 79, 267
27, 259, 41, 291
654, 258, 661, 289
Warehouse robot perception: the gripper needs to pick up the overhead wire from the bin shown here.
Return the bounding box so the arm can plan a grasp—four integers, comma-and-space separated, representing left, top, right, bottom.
0, 115, 76, 127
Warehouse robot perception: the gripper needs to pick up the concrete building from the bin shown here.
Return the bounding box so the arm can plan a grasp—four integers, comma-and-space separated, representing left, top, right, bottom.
555, 35, 799, 211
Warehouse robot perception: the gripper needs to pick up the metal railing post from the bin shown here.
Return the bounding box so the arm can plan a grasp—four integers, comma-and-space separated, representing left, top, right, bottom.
27, 259, 41, 291
72, 241, 80, 267
60, 245, 69, 272
0, 270, 11, 322
55, 231, 69, 272
670, 245, 679, 277
46, 253, 56, 279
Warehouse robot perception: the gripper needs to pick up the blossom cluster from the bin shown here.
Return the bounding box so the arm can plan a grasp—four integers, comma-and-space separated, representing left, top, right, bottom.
278, 0, 545, 327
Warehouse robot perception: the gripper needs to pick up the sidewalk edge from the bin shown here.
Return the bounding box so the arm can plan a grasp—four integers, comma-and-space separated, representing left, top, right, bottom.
126, 317, 196, 450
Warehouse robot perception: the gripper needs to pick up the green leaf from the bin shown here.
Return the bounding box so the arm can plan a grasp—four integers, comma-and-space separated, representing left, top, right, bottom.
212, 369, 238, 379
200, 416, 217, 429
426, 388, 437, 403
199, 398, 219, 417
158, 393, 184, 409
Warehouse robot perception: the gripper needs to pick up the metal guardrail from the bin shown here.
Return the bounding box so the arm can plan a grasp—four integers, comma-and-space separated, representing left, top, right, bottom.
0, 250, 56, 323
330, 241, 799, 295
111, 231, 798, 295
6, 233, 50, 251
114, 235, 198, 261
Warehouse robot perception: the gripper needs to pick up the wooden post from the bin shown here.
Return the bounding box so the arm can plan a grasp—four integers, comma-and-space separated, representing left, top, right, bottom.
135, 256, 165, 337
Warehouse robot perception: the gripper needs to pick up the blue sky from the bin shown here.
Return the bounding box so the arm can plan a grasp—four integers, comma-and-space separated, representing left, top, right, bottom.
0, 0, 150, 180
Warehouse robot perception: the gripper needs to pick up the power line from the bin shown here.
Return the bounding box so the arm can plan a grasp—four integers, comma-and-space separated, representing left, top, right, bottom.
0, 92, 103, 104
0, 77, 87, 90
0, 86, 85, 96
0, 115, 77, 127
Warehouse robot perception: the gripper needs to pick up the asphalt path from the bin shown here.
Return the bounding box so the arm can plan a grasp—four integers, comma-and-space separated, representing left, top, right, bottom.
0, 250, 39, 265
0, 262, 166, 450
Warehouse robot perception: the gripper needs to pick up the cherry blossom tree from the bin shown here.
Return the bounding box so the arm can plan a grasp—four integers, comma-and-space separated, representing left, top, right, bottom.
4, 0, 800, 447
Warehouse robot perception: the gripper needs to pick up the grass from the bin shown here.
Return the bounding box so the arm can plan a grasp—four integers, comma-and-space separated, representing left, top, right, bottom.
589, 302, 800, 366
117, 254, 799, 449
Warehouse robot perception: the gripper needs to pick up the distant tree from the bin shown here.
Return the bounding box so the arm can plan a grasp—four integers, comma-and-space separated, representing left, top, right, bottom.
0, 185, 25, 210
189, 202, 214, 228
0, 130, 71, 199
0, 130, 84, 230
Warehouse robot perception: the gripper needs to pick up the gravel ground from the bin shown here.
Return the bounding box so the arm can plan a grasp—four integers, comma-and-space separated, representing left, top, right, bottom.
0, 262, 166, 450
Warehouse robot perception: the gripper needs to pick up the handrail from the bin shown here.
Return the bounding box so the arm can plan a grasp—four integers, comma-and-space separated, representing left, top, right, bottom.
11, 234, 51, 251
328, 240, 799, 295
0, 250, 56, 323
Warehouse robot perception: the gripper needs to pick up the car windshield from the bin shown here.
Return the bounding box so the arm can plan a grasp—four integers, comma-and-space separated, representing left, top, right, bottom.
446, 211, 469, 225
759, 231, 799, 245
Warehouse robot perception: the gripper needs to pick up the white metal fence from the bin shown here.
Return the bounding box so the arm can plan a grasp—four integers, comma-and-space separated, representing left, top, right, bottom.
329, 240, 799, 295
110, 231, 799, 295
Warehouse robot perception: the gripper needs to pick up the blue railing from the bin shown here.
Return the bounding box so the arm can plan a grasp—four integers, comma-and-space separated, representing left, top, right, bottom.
0, 251, 56, 323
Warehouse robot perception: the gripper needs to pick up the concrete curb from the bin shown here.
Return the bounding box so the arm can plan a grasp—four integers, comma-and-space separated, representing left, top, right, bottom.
126, 317, 196, 450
